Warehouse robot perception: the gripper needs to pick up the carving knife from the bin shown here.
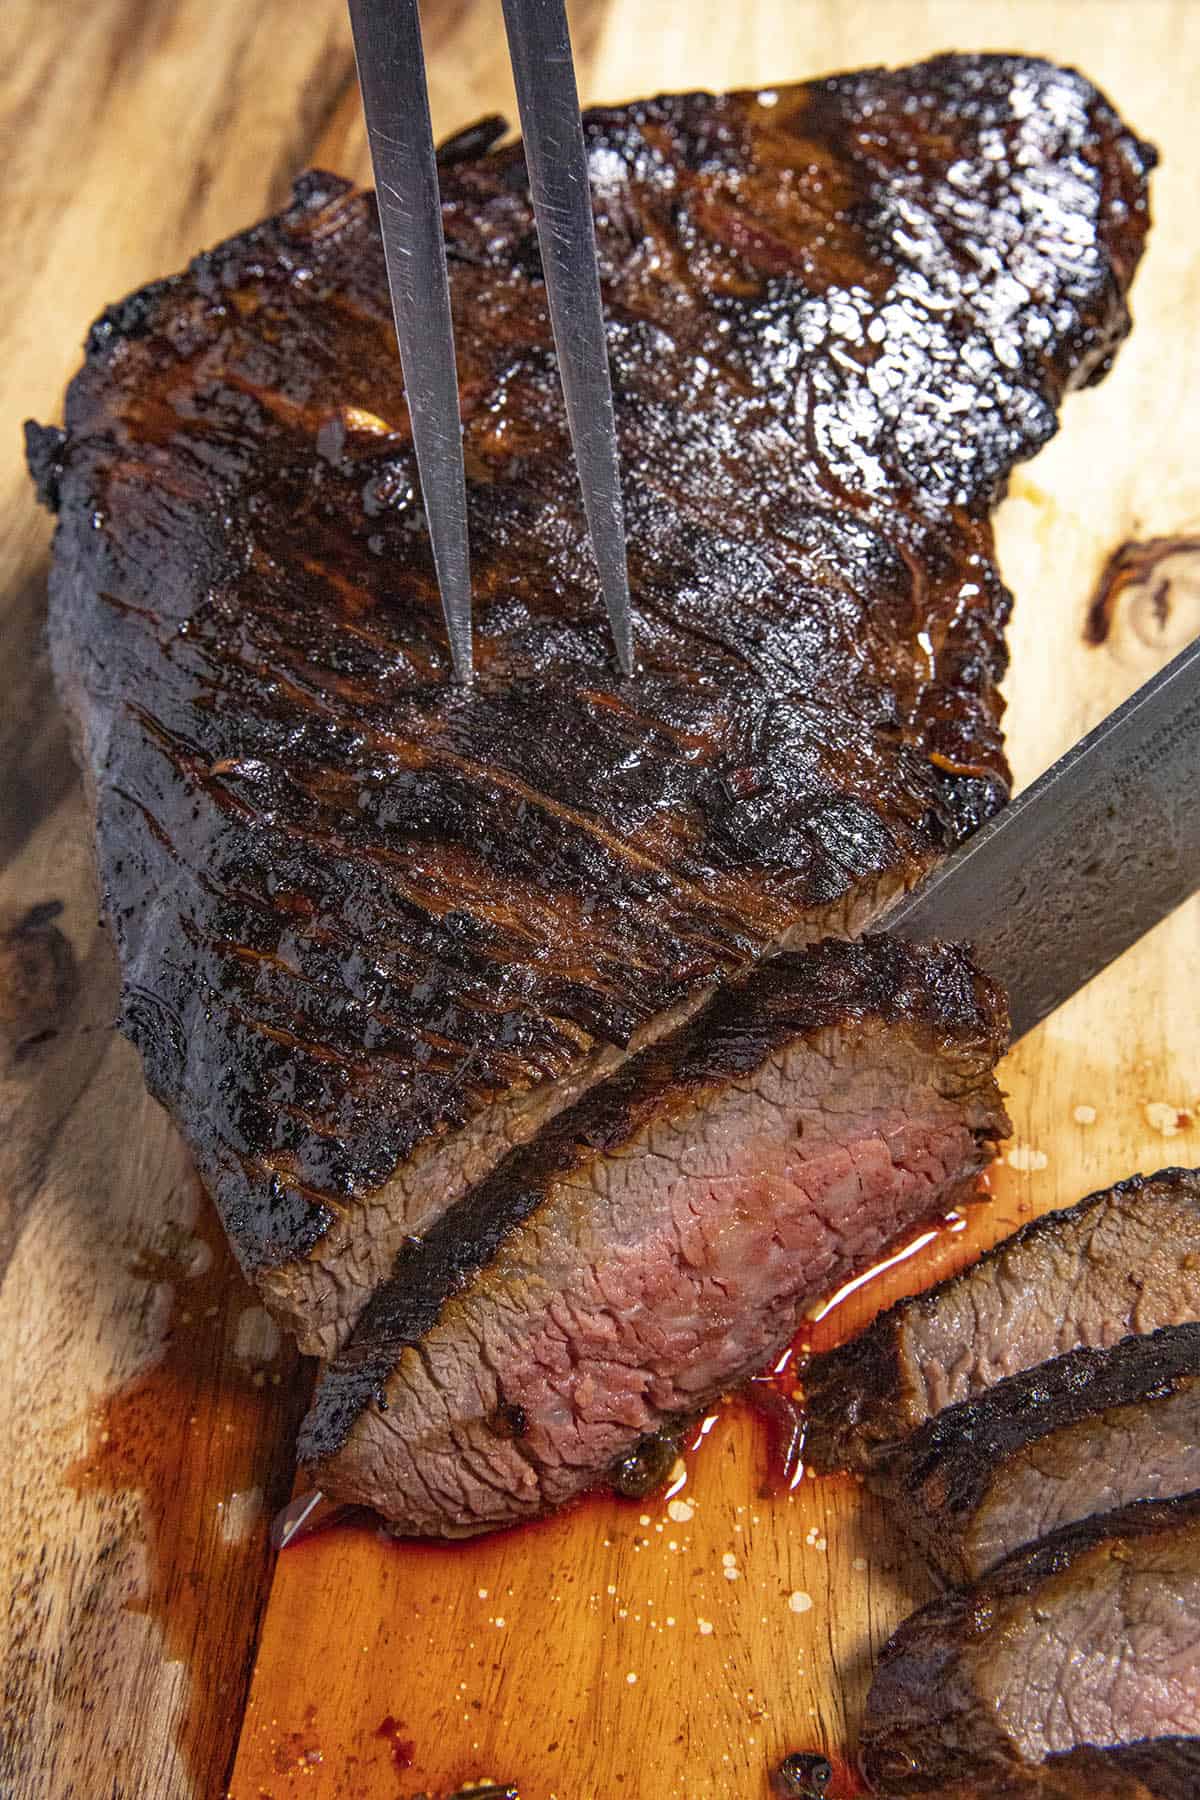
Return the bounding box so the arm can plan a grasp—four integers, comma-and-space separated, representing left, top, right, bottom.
275, 636, 1199, 1549
347, 0, 634, 679
881, 632, 1200, 1041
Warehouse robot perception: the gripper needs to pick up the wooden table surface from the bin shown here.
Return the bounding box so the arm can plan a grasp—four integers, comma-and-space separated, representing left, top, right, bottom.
2, 3, 1198, 1797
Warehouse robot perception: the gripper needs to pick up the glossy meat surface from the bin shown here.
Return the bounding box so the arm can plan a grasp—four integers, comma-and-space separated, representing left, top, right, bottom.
30, 55, 1153, 1342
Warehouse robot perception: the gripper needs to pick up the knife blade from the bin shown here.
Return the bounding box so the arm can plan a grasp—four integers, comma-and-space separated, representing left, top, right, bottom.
500, 0, 635, 676
881, 634, 1200, 1041
347, 0, 474, 681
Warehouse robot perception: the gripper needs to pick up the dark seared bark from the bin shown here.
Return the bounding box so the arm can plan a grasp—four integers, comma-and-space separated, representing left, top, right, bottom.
862, 1495, 1200, 1798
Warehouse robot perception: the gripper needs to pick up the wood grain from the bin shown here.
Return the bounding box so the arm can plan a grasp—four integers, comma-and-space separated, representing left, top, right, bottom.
1, 2, 1197, 1798
0, 4, 356, 1796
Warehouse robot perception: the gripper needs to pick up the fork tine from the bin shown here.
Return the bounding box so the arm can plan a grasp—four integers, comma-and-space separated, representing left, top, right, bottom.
348, 0, 474, 681
500, 0, 636, 677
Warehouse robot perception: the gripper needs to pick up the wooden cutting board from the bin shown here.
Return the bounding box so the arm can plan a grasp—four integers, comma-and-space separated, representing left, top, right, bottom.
2, 3, 1198, 1796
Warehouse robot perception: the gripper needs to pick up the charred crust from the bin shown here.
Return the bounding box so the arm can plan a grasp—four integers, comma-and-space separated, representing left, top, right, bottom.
84, 280, 182, 356
862, 1493, 1200, 1795
23, 422, 68, 513
1047, 1738, 1200, 1800
874, 1322, 1200, 1585
803, 1168, 1200, 1473
609, 1420, 691, 1498
287, 168, 356, 214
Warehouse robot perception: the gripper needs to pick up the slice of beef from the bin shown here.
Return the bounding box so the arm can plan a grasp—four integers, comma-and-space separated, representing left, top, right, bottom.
28, 57, 1152, 1355
869, 1322, 1200, 1586
299, 937, 1007, 1535
803, 1168, 1200, 1472
861, 1493, 1200, 1799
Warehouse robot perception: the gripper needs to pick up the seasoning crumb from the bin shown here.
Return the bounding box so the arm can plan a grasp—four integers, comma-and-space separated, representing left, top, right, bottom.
607, 1584, 617, 1596
722, 1551, 737, 1566
724, 1566, 739, 1581
494, 1617, 506, 1628
666, 1616, 676, 1627
1006, 1143, 1049, 1172
667, 1498, 694, 1524
1145, 1100, 1190, 1137
697, 1617, 714, 1635
639, 1514, 651, 1526
852, 1556, 868, 1571
478, 1588, 488, 1599
1073, 1104, 1097, 1125
626, 1672, 638, 1684
788, 1591, 813, 1614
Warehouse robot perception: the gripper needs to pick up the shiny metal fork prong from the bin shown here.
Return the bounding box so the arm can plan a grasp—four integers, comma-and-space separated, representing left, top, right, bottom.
500, 0, 635, 676
348, 0, 473, 681
348, 0, 635, 681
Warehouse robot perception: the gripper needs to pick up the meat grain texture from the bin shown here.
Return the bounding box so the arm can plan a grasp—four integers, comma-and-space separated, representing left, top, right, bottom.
862, 1493, 1200, 1799
803, 1169, 1200, 1472
28, 55, 1154, 1365
869, 1320, 1200, 1585
301, 937, 1007, 1534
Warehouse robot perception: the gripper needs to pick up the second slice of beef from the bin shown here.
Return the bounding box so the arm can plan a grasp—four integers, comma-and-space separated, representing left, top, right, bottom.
803, 1168, 1200, 1471
861, 1493, 1200, 1799
299, 938, 1007, 1536
870, 1322, 1200, 1586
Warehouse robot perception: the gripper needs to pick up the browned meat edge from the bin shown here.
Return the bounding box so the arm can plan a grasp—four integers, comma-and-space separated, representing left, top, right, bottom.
299, 936, 1007, 1531
861, 1492, 1200, 1799
803, 1167, 1200, 1471
1044, 1739, 1200, 1800
869, 1321, 1200, 1586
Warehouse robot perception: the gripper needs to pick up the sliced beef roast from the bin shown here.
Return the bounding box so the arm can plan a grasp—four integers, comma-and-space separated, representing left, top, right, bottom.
861, 1493, 1200, 1799
869, 1322, 1200, 1586
28, 57, 1152, 1355
804, 1168, 1200, 1472
300, 938, 1007, 1535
